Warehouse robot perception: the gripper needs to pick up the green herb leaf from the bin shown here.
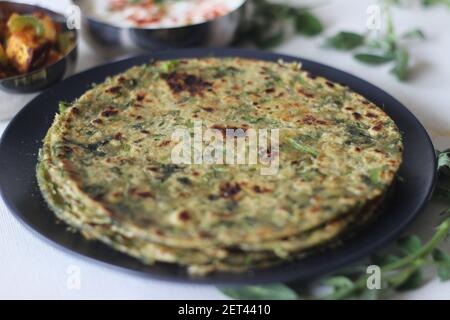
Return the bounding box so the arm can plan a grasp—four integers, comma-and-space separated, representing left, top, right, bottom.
385, 9, 397, 52
319, 276, 357, 300
58, 101, 71, 114
359, 288, 380, 300
161, 60, 180, 72
397, 269, 424, 291
402, 28, 426, 40
438, 150, 450, 175
288, 138, 318, 157
391, 48, 410, 80
219, 284, 298, 300
397, 235, 422, 255
321, 276, 354, 290
354, 53, 395, 65
294, 10, 324, 36
368, 167, 384, 184
432, 249, 450, 281
421, 0, 450, 8
233, 0, 323, 48
325, 32, 365, 50
371, 253, 401, 267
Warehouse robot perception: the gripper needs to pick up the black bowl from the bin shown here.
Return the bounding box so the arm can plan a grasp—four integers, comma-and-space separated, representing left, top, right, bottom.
0, 1, 78, 93
74, 0, 247, 57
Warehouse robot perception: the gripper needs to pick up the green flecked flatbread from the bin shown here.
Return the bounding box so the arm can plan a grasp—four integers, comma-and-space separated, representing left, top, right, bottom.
38, 157, 380, 273
37, 57, 403, 274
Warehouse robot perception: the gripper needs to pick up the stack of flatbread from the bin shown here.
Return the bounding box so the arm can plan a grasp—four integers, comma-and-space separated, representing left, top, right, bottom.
37, 58, 403, 275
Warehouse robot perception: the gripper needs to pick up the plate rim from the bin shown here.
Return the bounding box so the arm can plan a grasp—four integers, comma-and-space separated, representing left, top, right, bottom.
0, 48, 437, 285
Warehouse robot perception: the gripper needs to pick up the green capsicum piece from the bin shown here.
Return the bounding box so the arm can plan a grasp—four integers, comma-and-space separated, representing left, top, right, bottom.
7, 15, 45, 37
57, 32, 75, 54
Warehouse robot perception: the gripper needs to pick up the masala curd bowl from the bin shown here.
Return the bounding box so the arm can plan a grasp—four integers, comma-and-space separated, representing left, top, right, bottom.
74, 0, 248, 57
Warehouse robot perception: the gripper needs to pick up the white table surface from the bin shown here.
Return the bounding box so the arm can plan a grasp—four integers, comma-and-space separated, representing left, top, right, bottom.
0, 0, 449, 299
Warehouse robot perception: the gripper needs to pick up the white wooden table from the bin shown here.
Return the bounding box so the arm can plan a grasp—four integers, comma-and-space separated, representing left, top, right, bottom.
0, 0, 449, 299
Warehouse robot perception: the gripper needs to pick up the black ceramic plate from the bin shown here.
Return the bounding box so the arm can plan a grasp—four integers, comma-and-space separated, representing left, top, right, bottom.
0, 49, 436, 285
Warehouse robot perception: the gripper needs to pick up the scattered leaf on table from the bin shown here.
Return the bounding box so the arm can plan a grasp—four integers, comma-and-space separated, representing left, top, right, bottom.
294, 10, 324, 36
219, 284, 298, 300
391, 48, 410, 80
354, 53, 395, 65
432, 249, 450, 281
402, 28, 426, 40
397, 235, 422, 255
325, 31, 365, 50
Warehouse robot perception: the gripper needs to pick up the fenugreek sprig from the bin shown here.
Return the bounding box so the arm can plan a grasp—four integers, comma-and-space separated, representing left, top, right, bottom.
324, 6, 425, 81
234, 0, 324, 48
219, 150, 450, 300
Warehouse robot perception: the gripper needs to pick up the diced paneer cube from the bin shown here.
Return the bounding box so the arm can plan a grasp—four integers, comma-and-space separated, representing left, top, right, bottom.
5, 13, 20, 35
6, 31, 49, 73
